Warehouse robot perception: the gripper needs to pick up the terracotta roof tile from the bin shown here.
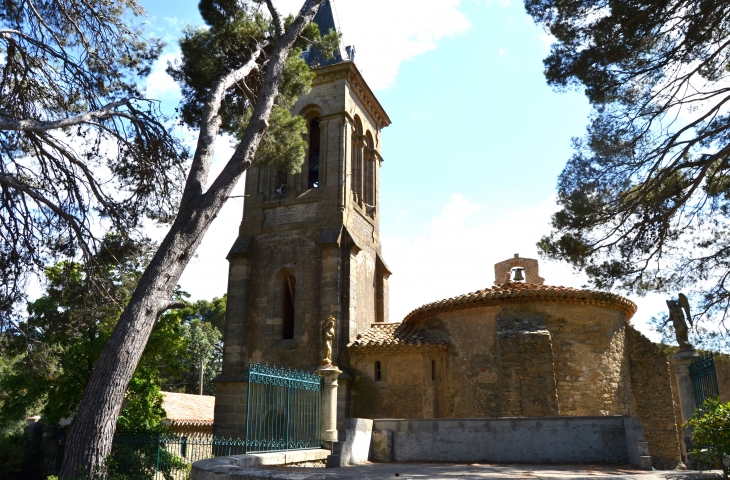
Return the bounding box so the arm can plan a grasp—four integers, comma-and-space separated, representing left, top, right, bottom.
348, 323, 448, 351
161, 391, 215, 425
403, 282, 637, 324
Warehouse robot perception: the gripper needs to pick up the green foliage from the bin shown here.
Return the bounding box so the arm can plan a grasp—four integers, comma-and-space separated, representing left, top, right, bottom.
0, 342, 40, 480
247, 106, 308, 172
0, 235, 229, 476
116, 368, 167, 435
0, 430, 26, 480
0, 235, 186, 431
0, 237, 227, 453
168, 0, 339, 174
177, 295, 227, 331
0, 0, 188, 326
160, 297, 225, 395
688, 397, 730, 478
106, 437, 190, 480
526, 0, 730, 327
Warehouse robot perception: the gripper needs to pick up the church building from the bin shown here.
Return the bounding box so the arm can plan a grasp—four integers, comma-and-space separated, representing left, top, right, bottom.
213, 1, 730, 468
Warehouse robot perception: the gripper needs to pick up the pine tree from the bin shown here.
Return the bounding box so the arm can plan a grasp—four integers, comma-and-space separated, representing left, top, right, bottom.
0, 0, 331, 476
527, 0, 730, 325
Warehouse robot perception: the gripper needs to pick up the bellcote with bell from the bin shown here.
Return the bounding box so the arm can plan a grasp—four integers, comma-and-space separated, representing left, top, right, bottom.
494, 254, 546, 285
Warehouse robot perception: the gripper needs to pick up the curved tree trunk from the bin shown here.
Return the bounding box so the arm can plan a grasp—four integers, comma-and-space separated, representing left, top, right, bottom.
58, 1, 322, 477
58, 198, 228, 479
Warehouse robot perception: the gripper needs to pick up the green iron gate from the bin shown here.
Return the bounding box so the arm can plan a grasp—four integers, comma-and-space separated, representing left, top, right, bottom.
689, 354, 720, 409
245, 361, 322, 453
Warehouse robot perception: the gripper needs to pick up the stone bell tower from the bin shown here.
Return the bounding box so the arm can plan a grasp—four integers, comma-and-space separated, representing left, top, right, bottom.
214, 1, 392, 436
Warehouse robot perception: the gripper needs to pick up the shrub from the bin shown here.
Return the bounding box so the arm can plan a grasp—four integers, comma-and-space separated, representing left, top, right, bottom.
687, 397, 730, 479
0, 430, 26, 479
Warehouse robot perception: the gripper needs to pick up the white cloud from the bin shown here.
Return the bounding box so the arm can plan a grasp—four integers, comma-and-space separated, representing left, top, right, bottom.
273, 0, 470, 90
175, 134, 245, 301
539, 32, 555, 52
498, 48, 506, 56
174, 193, 245, 301
382, 194, 667, 340
164, 16, 182, 28
144, 51, 182, 100
149, 1, 470, 95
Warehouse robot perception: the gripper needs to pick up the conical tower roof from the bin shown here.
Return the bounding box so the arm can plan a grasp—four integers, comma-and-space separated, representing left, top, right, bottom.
303, 0, 344, 67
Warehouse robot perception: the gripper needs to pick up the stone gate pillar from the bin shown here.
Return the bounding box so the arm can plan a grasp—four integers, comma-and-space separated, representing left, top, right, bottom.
316, 364, 342, 450
671, 349, 701, 466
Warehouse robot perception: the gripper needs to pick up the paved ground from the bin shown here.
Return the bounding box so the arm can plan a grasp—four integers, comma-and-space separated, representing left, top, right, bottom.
264, 463, 725, 480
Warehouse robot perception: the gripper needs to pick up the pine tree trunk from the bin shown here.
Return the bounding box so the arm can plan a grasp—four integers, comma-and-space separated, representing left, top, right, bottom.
57, 194, 231, 479
57, 2, 322, 476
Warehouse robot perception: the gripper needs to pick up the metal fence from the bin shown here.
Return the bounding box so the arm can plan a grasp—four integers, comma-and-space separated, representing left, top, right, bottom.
111, 434, 247, 480
47, 363, 323, 478
245, 361, 322, 453
690, 353, 720, 409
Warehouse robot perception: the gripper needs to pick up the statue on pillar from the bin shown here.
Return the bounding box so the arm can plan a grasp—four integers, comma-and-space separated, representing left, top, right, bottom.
321, 315, 336, 366
665, 293, 694, 350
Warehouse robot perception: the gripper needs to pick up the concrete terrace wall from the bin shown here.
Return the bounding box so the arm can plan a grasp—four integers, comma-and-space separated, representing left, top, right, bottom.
373, 416, 650, 466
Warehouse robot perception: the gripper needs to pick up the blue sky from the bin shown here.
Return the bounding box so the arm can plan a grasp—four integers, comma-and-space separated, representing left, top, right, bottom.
136, 0, 668, 340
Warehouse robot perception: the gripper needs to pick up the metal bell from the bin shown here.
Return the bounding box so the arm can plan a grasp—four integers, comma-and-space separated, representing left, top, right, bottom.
512, 267, 525, 282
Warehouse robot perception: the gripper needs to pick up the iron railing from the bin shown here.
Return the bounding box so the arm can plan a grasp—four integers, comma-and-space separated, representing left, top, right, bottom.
689, 353, 720, 409
51, 429, 278, 478
245, 361, 322, 453
110, 434, 247, 480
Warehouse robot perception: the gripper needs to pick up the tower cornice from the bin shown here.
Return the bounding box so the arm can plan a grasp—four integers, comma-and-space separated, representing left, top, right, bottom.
312, 62, 392, 130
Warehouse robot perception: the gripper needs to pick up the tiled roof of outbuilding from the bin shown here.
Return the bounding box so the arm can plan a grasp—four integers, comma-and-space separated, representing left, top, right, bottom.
403, 282, 637, 324
161, 391, 215, 426
347, 323, 448, 354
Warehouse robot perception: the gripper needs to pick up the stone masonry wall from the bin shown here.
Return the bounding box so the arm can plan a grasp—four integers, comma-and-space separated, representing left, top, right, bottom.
428, 307, 502, 418
493, 255, 545, 285
346, 243, 377, 347
213, 381, 247, 437
245, 229, 324, 370
221, 254, 251, 377
626, 326, 681, 462
216, 62, 392, 436
351, 352, 429, 419
401, 302, 636, 420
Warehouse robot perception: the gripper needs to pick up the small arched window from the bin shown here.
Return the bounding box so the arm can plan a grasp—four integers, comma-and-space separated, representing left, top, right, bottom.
282, 275, 296, 339
374, 360, 382, 381
431, 360, 437, 381
308, 118, 320, 189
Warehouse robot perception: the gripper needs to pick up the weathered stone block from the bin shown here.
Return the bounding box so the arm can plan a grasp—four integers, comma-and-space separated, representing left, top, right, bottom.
371, 429, 392, 462
327, 418, 372, 467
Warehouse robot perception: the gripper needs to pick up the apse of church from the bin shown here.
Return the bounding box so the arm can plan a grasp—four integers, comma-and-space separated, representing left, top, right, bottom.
346, 255, 685, 464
